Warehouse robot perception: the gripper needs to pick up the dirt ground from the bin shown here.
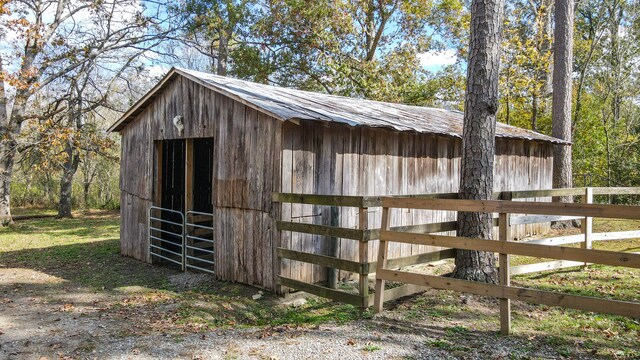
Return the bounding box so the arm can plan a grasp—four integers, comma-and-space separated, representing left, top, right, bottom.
0, 265, 631, 360
0, 266, 442, 360
1, 213, 638, 359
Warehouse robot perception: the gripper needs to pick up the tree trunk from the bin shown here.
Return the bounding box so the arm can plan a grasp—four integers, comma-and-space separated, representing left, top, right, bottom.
217, 31, 229, 76
451, 0, 505, 283
58, 144, 80, 218
0, 138, 16, 226
551, 0, 574, 203
0, 59, 14, 226
531, 94, 538, 131
83, 182, 91, 208
541, 0, 554, 113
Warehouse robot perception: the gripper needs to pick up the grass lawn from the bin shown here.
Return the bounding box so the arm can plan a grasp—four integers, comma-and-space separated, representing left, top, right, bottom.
386, 219, 640, 359
0, 211, 638, 359
0, 210, 366, 331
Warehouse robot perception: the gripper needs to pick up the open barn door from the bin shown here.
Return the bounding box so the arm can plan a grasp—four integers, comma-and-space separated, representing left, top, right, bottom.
149, 138, 215, 273
150, 139, 186, 268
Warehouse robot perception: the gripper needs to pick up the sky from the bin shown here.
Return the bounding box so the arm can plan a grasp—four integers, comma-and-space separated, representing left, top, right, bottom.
418, 50, 459, 72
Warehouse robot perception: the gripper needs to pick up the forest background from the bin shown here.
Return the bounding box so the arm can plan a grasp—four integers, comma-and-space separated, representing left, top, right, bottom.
2, 0, 638, 218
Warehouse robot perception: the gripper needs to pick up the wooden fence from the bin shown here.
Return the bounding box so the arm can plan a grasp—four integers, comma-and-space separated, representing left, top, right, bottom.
373, 189, 640, 334
273, 187, 640, 311
274, 192, 443, 308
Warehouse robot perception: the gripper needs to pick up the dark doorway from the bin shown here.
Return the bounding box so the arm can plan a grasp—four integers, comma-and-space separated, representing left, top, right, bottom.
192, 138, 214, 213
151, 139, 186, 268
161, 139, 185, 212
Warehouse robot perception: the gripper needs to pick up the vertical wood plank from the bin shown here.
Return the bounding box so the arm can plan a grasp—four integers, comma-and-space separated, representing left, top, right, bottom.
327, 206, 339, 288
359, 207, 369, 309
280, 124, 294, 286
245, 108, 257, 210
185, 139, 193, 211
499, 212, 511, 335
232, 102, 247, 208
154, 141, 163, 206
582, 187, 593, 267
374, 206, 390, 313
234, 209, 244, 283
244, 210, 254, 285
270, 120, 283, 292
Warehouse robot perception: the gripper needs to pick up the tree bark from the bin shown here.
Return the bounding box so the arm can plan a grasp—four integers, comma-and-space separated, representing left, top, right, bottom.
451, 0, 505, 283
0, 138, 15, 226
0, 59, 14, 226
83, 181, 91, 208
217, 31, 229, 76
551, 0, 574, 202
58, 144, 80, 218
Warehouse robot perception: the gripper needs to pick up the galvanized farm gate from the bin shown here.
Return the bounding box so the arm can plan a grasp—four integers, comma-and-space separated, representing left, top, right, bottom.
149, 206, 215, 274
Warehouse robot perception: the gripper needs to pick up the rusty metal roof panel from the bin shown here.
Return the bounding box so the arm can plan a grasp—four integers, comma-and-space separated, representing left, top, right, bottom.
110, 67, 567, 144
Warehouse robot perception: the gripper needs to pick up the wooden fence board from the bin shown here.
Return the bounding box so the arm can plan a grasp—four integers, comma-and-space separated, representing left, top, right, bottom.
591, 230, 640, 242
510, 215, 583, 226
521, 234, 584, 246
379, 230, 640, 268
274, 188, 640, 209
368, 249, 455, 273
510, 260, 585, 275
277, 276, 363, 306
276, 221, 364, 241
375, 284, 428, 305
277, 248, 363, 273
377, 269, 640, 318
381, 198, 640, 220
273, 193, 364, 207
507, 188, 585, 198
591, 187, 640, 195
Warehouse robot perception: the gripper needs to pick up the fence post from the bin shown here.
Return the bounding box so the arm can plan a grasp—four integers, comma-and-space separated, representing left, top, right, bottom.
327, 206, 339, 289
498, 212, 511, 335
373, 206, 390, 313
358, 206, 369, 309
582, 187, 593, 267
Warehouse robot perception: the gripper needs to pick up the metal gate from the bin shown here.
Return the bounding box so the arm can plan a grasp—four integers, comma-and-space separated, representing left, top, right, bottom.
149, 206, 215, 273
149, 206, 185, 269
185, 211, 215, 274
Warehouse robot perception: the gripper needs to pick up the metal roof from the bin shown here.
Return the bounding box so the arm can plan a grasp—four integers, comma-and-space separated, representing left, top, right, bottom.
109, 67, 566, 144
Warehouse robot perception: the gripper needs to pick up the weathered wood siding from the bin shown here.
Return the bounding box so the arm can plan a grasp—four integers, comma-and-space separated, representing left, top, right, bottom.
119, 76, 281, 290
119, 99, 153, 262
279, 121, 553, 284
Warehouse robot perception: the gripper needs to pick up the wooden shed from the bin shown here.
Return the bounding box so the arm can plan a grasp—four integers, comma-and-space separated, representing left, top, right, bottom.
109, 67, 564, 293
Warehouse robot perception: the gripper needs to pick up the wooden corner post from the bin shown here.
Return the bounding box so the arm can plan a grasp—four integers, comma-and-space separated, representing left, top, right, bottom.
498, 212, 511, 335
582, 187, 593, 267
358, 206, 369, 309
327, 205, 339, 289
373, 206, 390, 313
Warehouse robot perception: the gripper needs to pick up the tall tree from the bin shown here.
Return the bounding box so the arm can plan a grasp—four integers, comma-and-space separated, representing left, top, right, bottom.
451, 0, 505, 282
0, 0, 173, 224
499, 1, 553, 131
572, 0, 640, 196
174, 0, 469, 105
259, 0, 468, 103
178, 0, 261, 76
551, 0, 575, 199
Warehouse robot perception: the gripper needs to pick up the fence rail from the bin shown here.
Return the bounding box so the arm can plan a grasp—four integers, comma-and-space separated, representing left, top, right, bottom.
372, 190, 640, 334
